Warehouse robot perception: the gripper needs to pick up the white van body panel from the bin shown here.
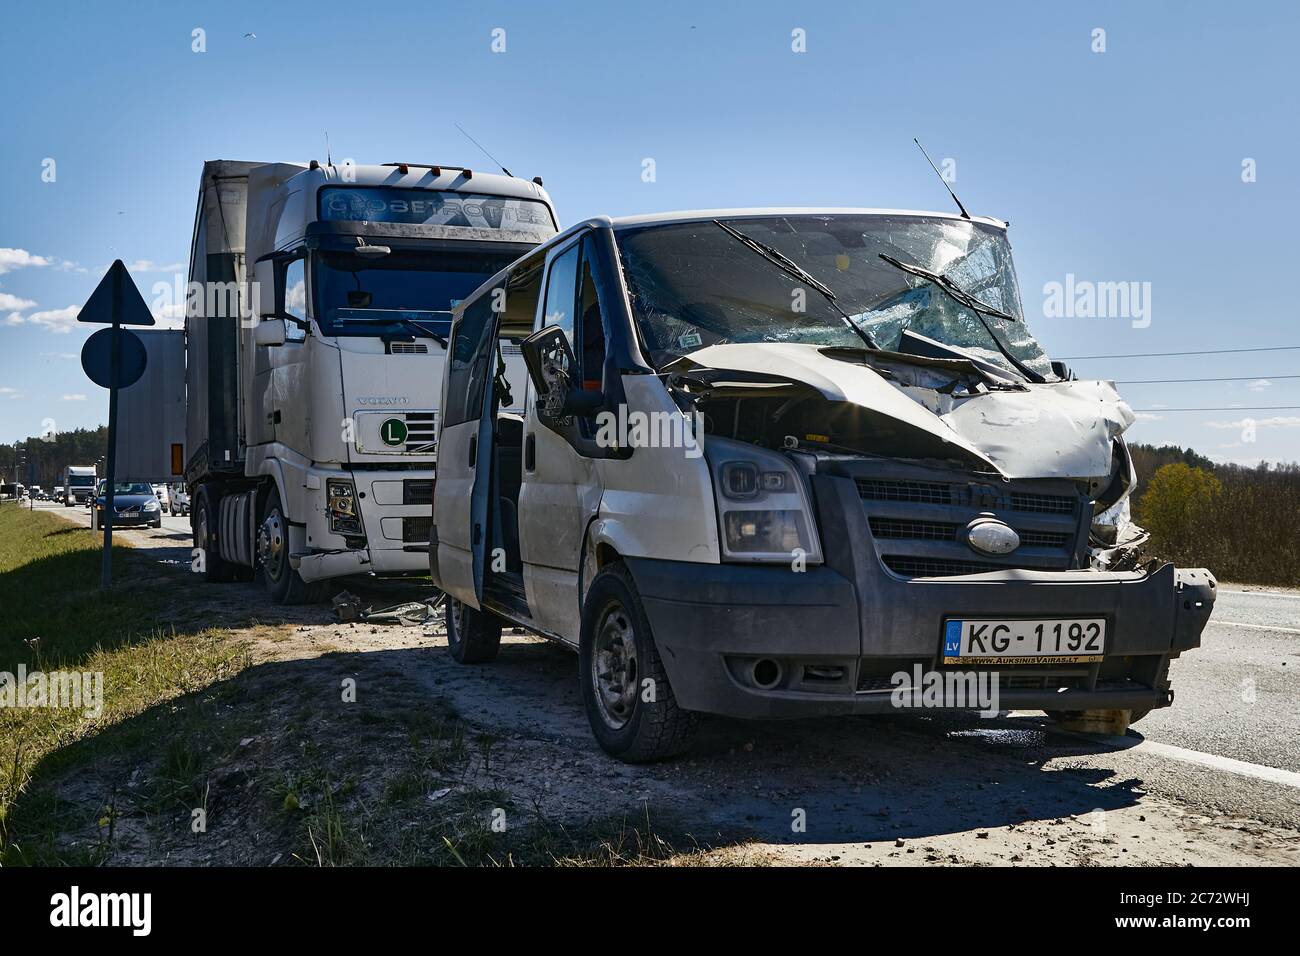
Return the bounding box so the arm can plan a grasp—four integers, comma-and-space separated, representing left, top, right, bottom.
433, 419, 481, 607
591, 375, 721, 565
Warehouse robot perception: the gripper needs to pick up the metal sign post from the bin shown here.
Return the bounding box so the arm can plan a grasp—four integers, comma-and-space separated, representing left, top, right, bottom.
79, 260, 154, 589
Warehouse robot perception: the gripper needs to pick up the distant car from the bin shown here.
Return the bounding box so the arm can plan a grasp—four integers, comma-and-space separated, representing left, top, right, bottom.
169, 489, 190, 516
93, 481, 163, 528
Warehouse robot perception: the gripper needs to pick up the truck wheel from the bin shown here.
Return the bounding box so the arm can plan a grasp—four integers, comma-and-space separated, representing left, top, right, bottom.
257, 486, 325, 604
445, 597, 502, 663
579, 564, 699, 762
193, 486, 239, 583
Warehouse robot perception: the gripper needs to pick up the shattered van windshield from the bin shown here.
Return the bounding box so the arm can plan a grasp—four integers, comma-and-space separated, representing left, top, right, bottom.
617, 214, 1053, 379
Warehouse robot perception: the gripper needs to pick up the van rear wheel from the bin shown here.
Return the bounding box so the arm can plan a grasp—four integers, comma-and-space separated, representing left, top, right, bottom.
445, 598, 502, 663
579, 564, 699, 762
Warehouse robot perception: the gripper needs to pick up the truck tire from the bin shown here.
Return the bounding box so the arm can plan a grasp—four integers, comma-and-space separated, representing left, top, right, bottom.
579, 563, 699, 762
193, 486, 239, 583
257, 485, 327, 605
445, 597, 502, 663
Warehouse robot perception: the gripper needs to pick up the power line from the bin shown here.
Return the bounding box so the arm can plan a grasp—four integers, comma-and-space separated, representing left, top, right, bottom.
1118, 374, 1300, 384
1132, 405, 1300, 412
1061, 345, 1300, 360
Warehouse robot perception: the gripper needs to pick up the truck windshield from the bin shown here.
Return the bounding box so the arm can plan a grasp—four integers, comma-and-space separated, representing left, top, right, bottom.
617, 214, 1052, 379
313, 248, 518, 337
68, 474, 95, 487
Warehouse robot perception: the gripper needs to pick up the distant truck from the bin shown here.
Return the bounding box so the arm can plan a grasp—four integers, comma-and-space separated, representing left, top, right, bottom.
64, 466, 97, 506
183, 159, 558, 602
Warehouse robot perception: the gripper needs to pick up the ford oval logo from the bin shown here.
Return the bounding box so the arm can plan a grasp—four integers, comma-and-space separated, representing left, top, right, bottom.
966, 518, 1020, 555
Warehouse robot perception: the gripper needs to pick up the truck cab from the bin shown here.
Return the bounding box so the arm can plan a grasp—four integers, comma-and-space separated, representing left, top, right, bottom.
186, 160, 558, 602
430, 209, 1217, 762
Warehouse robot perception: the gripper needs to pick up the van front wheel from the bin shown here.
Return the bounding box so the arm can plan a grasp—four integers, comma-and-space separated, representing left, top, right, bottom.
446, 598, 502, 664
579, 564, 699, 762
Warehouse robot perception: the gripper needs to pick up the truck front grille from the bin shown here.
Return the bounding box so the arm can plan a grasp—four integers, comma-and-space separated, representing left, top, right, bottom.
402, 479, 433, 506
401, 413, 437, 454
402, 516, 433, 543
849, 464, 1088, 578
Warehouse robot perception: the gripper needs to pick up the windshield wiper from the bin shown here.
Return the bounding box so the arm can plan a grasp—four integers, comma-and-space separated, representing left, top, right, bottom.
713, 220, 879, 350
876, 252, 1045, 383
374, 317, 448, 348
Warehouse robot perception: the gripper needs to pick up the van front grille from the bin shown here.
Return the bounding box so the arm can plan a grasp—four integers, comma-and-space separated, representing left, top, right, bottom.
850, 465, 1088, 578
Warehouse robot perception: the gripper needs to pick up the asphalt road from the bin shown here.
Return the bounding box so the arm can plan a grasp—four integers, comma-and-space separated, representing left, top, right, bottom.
27, 499, 1300, 845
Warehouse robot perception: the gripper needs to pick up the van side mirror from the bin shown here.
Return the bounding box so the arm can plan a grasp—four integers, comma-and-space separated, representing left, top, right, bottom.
254, 318, 287, 347
521, 325, 592, 423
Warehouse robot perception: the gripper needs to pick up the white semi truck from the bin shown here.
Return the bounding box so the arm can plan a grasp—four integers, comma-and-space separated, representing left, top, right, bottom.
184, 159, 558, 602
63, 466, 97, 506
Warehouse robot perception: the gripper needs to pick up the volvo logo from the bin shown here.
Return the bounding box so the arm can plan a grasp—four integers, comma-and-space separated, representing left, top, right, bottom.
357, 396, 409, 406
965, 517, 1020, 555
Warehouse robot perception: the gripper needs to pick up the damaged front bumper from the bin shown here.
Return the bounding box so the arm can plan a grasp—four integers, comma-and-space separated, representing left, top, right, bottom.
628, 463, 1216, 720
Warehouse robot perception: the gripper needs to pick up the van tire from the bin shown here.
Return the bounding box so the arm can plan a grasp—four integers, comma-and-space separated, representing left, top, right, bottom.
579, 564, 699, 762
446, 598, 502, 663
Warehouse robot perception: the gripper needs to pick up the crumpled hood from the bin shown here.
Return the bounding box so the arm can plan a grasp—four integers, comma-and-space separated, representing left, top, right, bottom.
683, 343, 1134, 481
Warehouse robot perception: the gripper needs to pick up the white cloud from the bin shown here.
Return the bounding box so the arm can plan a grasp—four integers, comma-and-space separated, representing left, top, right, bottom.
0, 292, 37, 312
126, 259, 185, 274
61, 393, 87, 402
0, 386, 23, 399
1246, 379, 1272, 392
40, 351, 78, 359
1132, 412, 1164, 422
150, 300, 186, 329
1204, 416, 1300, 429
4, 312, 25, 326
24, 305, 81, 333
0, 248, 52, 274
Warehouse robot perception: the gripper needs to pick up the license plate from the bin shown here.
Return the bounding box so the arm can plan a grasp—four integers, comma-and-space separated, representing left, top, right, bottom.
942, 618, 1106, 665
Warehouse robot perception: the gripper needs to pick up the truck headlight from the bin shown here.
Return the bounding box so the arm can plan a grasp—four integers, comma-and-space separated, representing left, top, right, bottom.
327, 478, 364, 535
706, 437, 822, 564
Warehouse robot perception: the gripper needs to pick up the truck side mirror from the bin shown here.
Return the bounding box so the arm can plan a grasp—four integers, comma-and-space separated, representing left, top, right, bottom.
254, 318, 287, 347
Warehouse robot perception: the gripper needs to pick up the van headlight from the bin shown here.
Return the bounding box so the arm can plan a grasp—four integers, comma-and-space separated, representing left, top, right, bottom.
327, 478, 364, 535
706, 437, 822, 564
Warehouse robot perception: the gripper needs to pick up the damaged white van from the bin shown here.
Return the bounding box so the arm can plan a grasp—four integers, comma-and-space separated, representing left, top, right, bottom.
428, 209, 1216, 761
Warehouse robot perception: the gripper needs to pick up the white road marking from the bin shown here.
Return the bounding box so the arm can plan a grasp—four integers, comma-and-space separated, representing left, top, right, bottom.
1211, 619, 1300, 635
1219, 588, 1300, 600
1132, 740, 1300, 790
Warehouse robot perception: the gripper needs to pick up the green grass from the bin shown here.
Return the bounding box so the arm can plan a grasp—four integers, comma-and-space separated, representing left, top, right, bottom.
0, 507, 750, 867
0, 506, 252, 863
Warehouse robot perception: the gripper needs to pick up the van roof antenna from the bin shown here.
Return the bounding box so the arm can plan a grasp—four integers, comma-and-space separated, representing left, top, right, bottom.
913, 138, 970, 220
325, 131, 333, 168
455, 123, 512, 177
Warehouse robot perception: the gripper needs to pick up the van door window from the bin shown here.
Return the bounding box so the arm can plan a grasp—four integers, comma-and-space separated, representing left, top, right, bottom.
541, 243, 580, 346
576, 236, 607, 392
444, 295, 497, 427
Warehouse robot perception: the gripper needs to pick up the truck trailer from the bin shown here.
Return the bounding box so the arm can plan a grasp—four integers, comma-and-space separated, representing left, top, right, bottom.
184, 159, 558, 602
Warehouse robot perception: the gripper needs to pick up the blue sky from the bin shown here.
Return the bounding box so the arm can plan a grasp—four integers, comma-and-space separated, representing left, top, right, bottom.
2, 0, 1298, 463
